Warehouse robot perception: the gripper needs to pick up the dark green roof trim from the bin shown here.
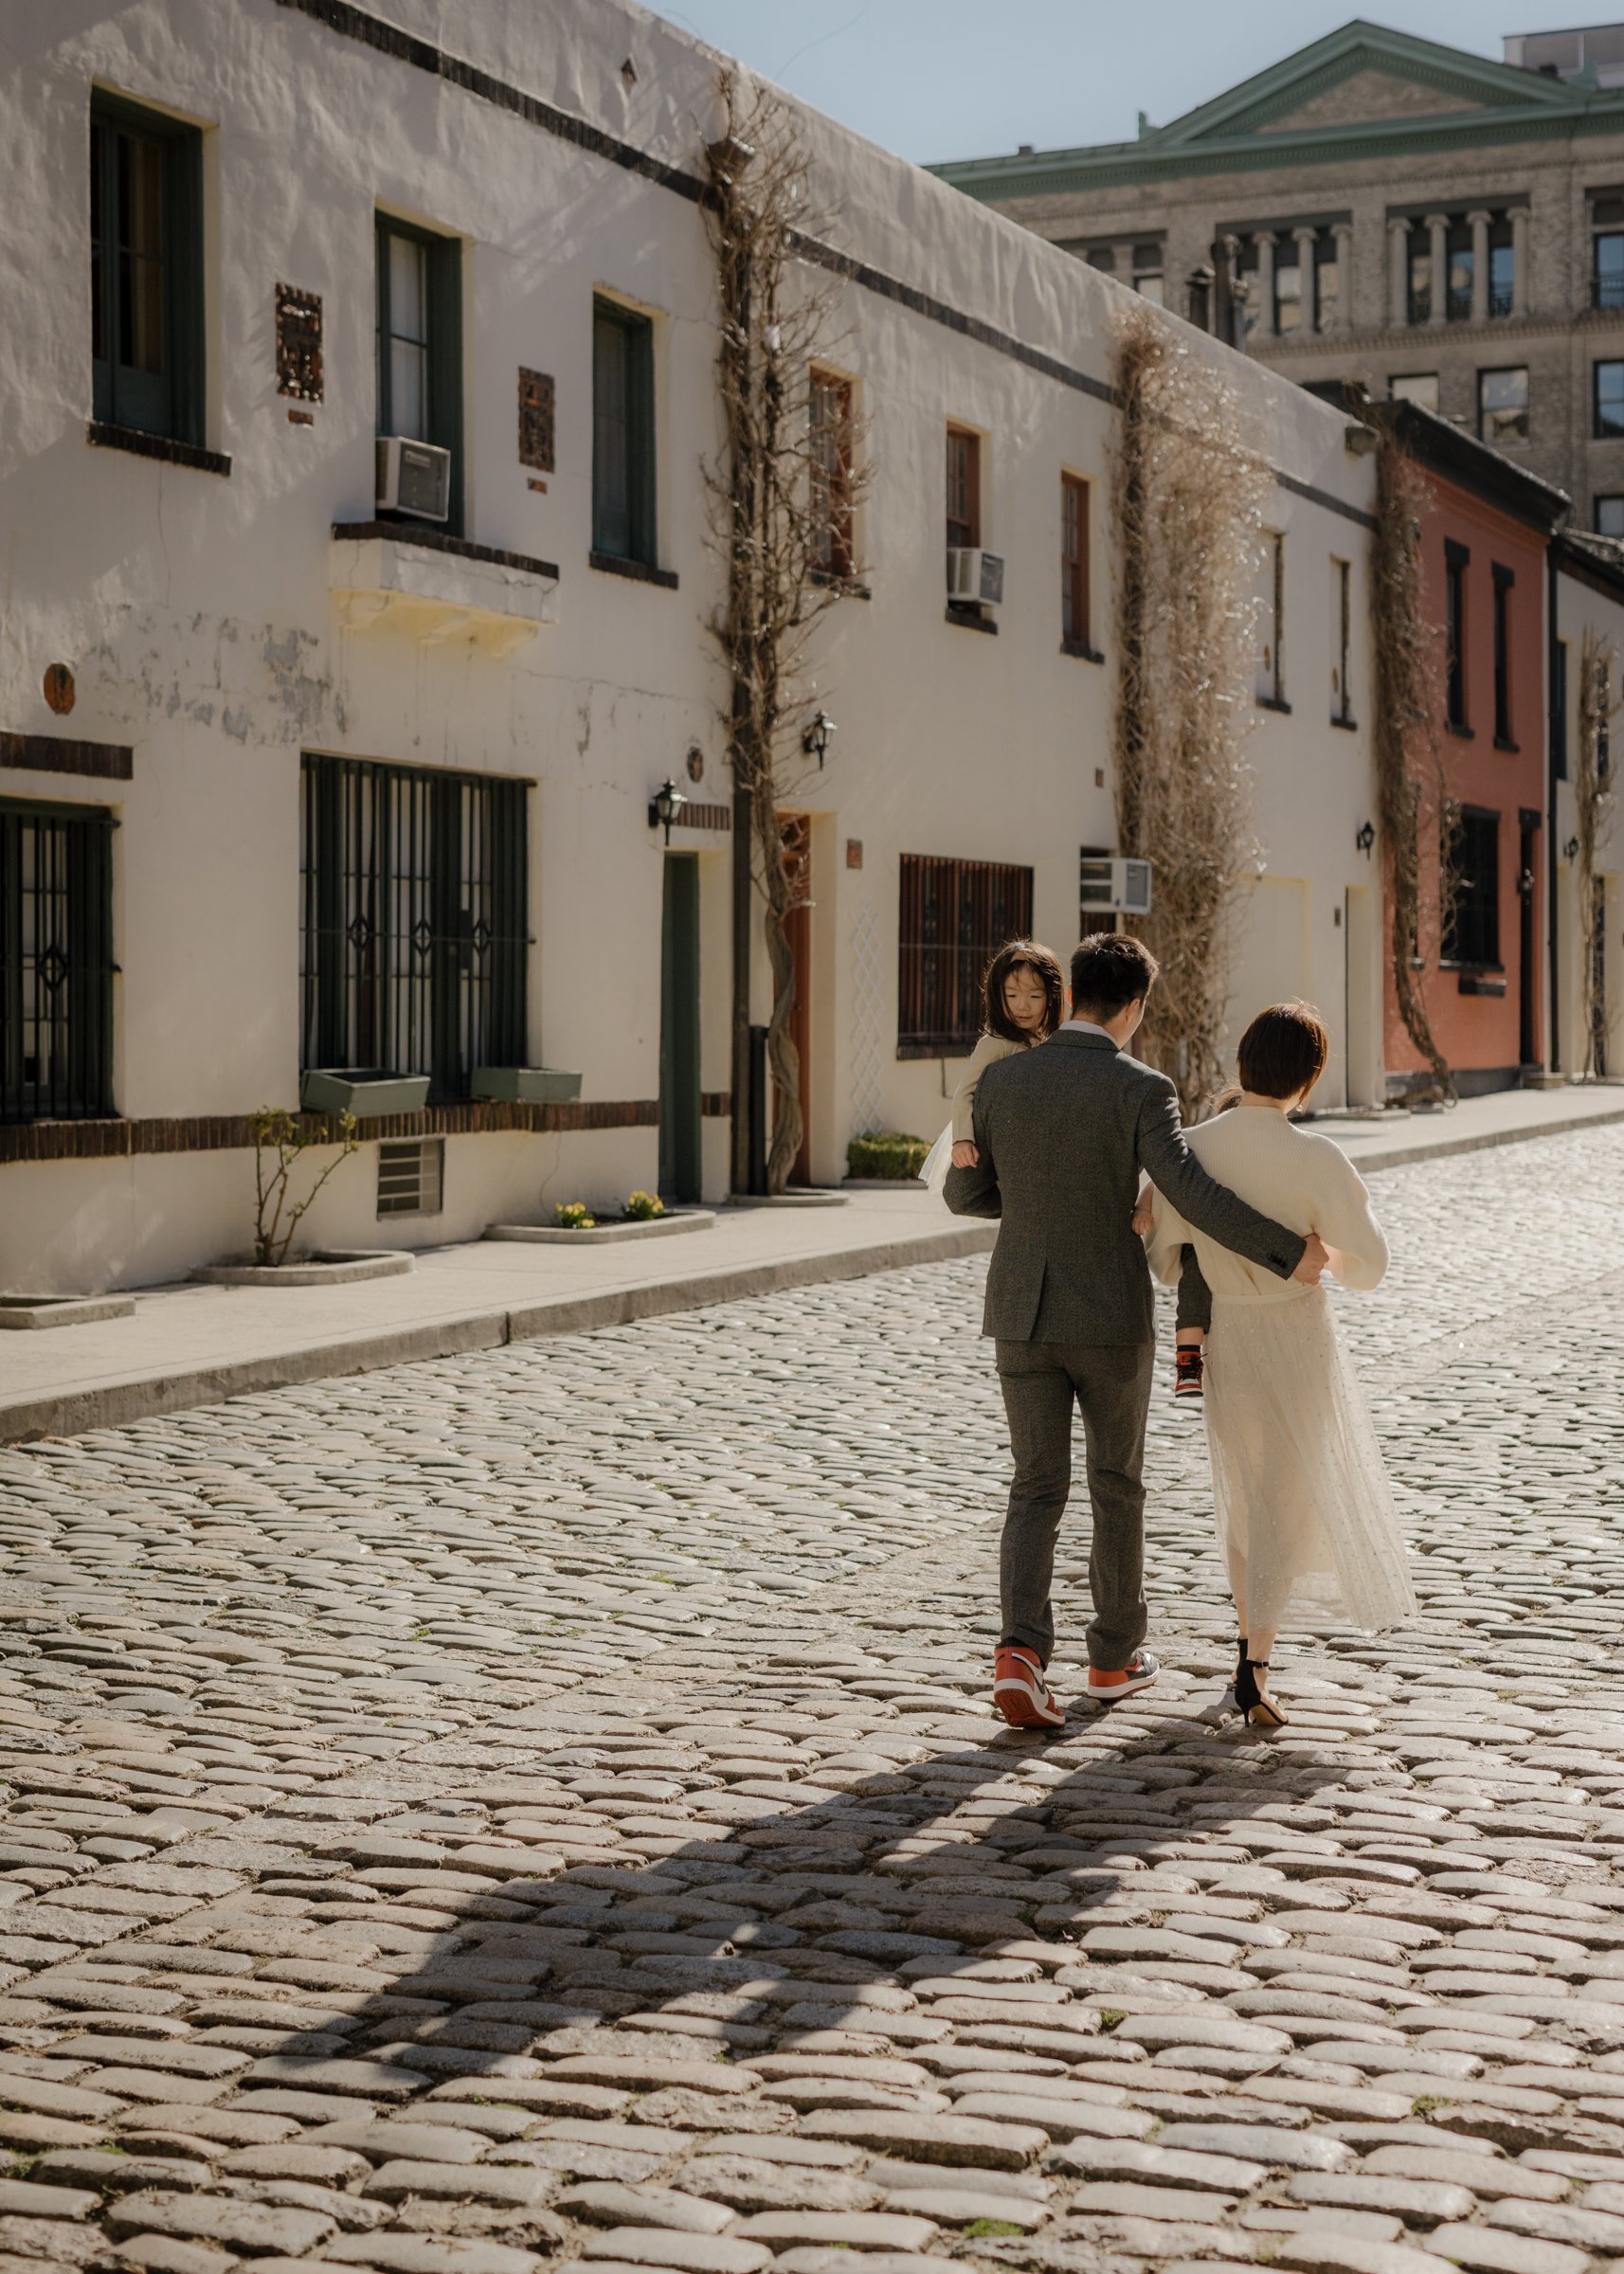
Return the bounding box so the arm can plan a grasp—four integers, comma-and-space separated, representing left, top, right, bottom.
1554, 526, 1624, 601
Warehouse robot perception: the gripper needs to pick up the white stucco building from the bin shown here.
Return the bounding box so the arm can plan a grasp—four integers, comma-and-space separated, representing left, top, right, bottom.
1553, 532, 1624, 1080
0, 0, 1388, 1292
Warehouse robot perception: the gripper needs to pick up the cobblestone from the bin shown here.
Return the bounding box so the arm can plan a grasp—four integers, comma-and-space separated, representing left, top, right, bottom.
2, 1128, 1624, 2274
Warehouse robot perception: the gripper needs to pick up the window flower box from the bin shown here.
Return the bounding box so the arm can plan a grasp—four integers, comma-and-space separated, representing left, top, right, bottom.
471, 1066, 583, 1105
299, 1069, 430, 1119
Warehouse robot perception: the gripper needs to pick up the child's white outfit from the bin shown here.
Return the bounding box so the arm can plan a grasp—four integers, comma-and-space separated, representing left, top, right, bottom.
917, 1032, 1028, 1192
1144, 1106, 1415, 1637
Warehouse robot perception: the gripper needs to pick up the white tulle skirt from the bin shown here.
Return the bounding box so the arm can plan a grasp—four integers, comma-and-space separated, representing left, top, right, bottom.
917, 1123, 953, 1193
1204, 1286, 1416, 1637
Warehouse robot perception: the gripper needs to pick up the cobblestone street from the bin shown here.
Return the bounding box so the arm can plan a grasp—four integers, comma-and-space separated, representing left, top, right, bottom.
3, 1126, 1624, 2274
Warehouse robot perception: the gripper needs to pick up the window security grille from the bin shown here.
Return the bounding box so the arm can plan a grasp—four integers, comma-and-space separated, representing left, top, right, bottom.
300, 755, 528, 1105
1, 801, 116, 1125
897, 854, 1033, 1058
377, 1137, 443, 1218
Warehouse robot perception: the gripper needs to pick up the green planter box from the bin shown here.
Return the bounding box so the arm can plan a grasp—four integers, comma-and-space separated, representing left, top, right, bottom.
300, 1068, 431, 1119
472, 1066, 583, 1104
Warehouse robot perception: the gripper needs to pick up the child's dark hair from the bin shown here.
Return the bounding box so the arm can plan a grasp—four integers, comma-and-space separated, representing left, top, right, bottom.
1234, 1001, 1329, 1102
983, 938, 1066, 1043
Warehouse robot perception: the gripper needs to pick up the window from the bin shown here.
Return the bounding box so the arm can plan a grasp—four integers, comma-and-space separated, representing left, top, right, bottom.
1085, 246, 1115, 273
1060, 473, 1091, 650
1332, 556, 1353, 724
810, 369, 855, 582
1595, 196, 1624, 309
1597, 496, 1624, 538
376, 215, 463, 533
1442, 805, 1500, 968
1314, 235, 1341, 332
1407, 222, 1433, 325
1256, 532, 1286, 708
592, 297, 657, 567
0, 800, 115, 1126
1554, 637, 1570, 780
1492, 565, 1515, 746
90, 93, 204, 444
1391, 371, 1439, 411
1445, 539, 1470, 731
1273, 243, 1304, 335
1478, 366, 1528, 446
1446, 218, 1474, 322
300, 755, 528, 1106
1131, 244, 1164, 304
946, 425, 981, 550
378, 1138, 444, 1218
897, 854, 1033, 1057
1489, 216, 1515, 317
1596, 359, 1624, 440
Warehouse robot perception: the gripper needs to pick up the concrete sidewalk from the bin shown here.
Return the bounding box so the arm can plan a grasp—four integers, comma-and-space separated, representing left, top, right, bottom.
4, 1081, 1621, 1444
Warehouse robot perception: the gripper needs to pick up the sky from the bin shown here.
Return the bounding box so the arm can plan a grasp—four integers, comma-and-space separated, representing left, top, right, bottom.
644, 2, 1618, 165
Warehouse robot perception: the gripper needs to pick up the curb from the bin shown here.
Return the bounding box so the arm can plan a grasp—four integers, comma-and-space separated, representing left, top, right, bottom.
0, 1221, 999, 1446
1340, 1100, 1624, 1175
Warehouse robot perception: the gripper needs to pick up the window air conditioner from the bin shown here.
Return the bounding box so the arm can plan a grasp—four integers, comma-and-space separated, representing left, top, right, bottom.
1080, 853, 1154, 917
376, 435, 452, 522
947, 546, 1005, 608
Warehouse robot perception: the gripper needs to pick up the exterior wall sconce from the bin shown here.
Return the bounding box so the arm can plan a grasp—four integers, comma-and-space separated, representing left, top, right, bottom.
1355, 820, 1376, 856
802, 709, 837, 767
1565, 836, 1580, 862
649, 777, 687, 844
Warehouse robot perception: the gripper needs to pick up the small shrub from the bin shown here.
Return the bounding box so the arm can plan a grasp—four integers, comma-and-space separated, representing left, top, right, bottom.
249, 1106, 360, 1267
554, 1201, 596, 1230
846, 1130, 930, 1180
623, 1190, 666, 1220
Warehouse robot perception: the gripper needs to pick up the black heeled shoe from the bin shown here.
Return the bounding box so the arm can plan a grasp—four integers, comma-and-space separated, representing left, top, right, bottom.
1234, 1654, 1288, 1730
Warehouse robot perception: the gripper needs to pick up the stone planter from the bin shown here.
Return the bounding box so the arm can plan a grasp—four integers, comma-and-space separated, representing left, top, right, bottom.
729, 1190, 849, 1208
0, 1293, 136, 1329
485, 1209, 714, 1246
472, 1066, 583, 1104
842, 1178, 932, 1189
191, 1249, 414, 1287
300, 1068, 431, 1118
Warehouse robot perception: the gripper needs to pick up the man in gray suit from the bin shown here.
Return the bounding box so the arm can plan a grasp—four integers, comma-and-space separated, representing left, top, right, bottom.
945, 933, 1326, 1728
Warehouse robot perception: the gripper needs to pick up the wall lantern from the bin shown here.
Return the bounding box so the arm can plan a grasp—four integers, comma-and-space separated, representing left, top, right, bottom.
649, 777, 687, 844
1565, 836, 1580, 862
1355, 820, 1376, 856
802, 709, 837, 768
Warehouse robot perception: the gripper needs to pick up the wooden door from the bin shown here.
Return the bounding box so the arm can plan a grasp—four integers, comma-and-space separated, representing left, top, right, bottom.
777, 813, 812, 1186
659, 854, 701, 1202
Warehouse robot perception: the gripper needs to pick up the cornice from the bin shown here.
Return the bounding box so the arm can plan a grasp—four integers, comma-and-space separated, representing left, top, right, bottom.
1252, 308, 1624, 359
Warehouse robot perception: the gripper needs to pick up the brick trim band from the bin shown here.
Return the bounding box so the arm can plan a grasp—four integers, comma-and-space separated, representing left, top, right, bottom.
86, 423, 232, 478
332, 521, 560, 580
0, 732, 134, 782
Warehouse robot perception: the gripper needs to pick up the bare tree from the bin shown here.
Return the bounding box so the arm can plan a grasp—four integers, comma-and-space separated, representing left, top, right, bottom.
702, 74, 872, 1194
1111, 301, 1270, 1117
1577, 625, 1619, 1077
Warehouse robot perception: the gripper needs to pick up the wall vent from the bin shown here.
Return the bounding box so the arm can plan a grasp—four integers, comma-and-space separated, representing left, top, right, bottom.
377, 1138, 444, 1218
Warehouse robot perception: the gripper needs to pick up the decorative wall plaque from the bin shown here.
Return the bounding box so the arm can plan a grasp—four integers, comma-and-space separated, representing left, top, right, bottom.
276, 283, 324, 404
518, 368, 555, 472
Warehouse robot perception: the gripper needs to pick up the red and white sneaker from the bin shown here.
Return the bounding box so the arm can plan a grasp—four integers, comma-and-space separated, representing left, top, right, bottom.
1086, 1649, 1161, 1706
993, 1645, 1065, 1730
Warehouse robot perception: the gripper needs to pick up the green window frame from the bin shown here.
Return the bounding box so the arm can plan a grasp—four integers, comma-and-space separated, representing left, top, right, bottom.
90, 91, 205, 444
1, 799, 116, 1126
592, 297, 657, 566
375, 214, 464, 535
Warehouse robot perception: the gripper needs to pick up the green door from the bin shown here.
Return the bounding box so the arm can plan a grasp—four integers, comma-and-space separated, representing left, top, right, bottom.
659, 854, 702, 1202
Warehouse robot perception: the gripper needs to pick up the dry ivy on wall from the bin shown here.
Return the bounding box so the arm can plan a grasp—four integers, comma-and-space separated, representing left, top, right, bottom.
1576, 626, 1618, 1076
1111, 302, 1270, 1117
702, 73, 869, 1194
1370, 434, 1453, 1101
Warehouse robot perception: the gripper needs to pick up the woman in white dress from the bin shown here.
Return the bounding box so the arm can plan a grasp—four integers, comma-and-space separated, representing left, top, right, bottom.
1140, 1002, 1415, 1727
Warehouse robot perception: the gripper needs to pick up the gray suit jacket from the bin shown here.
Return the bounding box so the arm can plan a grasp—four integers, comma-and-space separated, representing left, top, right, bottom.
943, 1029, 1307, 1345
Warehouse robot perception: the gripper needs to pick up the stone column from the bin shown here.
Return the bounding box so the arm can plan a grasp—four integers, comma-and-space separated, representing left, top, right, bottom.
1294, 226, 1320, 331
1426, 212, 1449, 325
1331, 221, 1354, 330
1254, 232, 1277, 339
1511, 207, 1530, 317
1469, 209, 1491, 324
1389, 217, 1410, 327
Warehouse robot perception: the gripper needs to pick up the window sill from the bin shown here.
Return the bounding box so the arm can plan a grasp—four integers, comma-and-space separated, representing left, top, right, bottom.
1256, 694, 1292, 715
896, 1040, 976, 1061
811, 567, 872, 599
1494, 736, 1521, 753
86, 421, 231, 478
334, 522, 559, 580
1455, 969, 1508, 996
1447, 720, 1475, 739
1061, 638, 1105, 664
1330, 713, 1359, 731
590, 550, 679, 590
945, 605, 998, 635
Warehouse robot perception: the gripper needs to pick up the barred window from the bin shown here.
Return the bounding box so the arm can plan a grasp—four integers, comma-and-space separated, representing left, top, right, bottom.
300, 754, 528, 1104
1443, 804, 1500, 969
1, 800, 116, 1125
810, 369, 855, 581
897, 853, 1033, 1059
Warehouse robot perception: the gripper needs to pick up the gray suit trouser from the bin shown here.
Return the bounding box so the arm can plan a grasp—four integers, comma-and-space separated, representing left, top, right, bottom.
995, 1338, 1155, 1670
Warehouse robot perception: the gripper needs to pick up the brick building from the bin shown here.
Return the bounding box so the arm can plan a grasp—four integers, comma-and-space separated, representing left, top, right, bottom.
933, 21, 1624, 532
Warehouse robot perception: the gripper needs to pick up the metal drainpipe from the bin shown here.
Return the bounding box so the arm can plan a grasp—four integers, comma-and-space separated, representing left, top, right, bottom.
1547, 542, 1561, 1075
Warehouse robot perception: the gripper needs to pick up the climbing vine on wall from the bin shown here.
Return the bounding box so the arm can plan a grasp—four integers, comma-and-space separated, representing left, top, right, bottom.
1577, 625, 1618, 1077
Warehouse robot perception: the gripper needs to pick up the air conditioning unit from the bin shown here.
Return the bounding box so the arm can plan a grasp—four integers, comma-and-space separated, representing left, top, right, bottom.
1080, 853, 1154, 917
947, 546, 1005, 608
376, 435, 452, 523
